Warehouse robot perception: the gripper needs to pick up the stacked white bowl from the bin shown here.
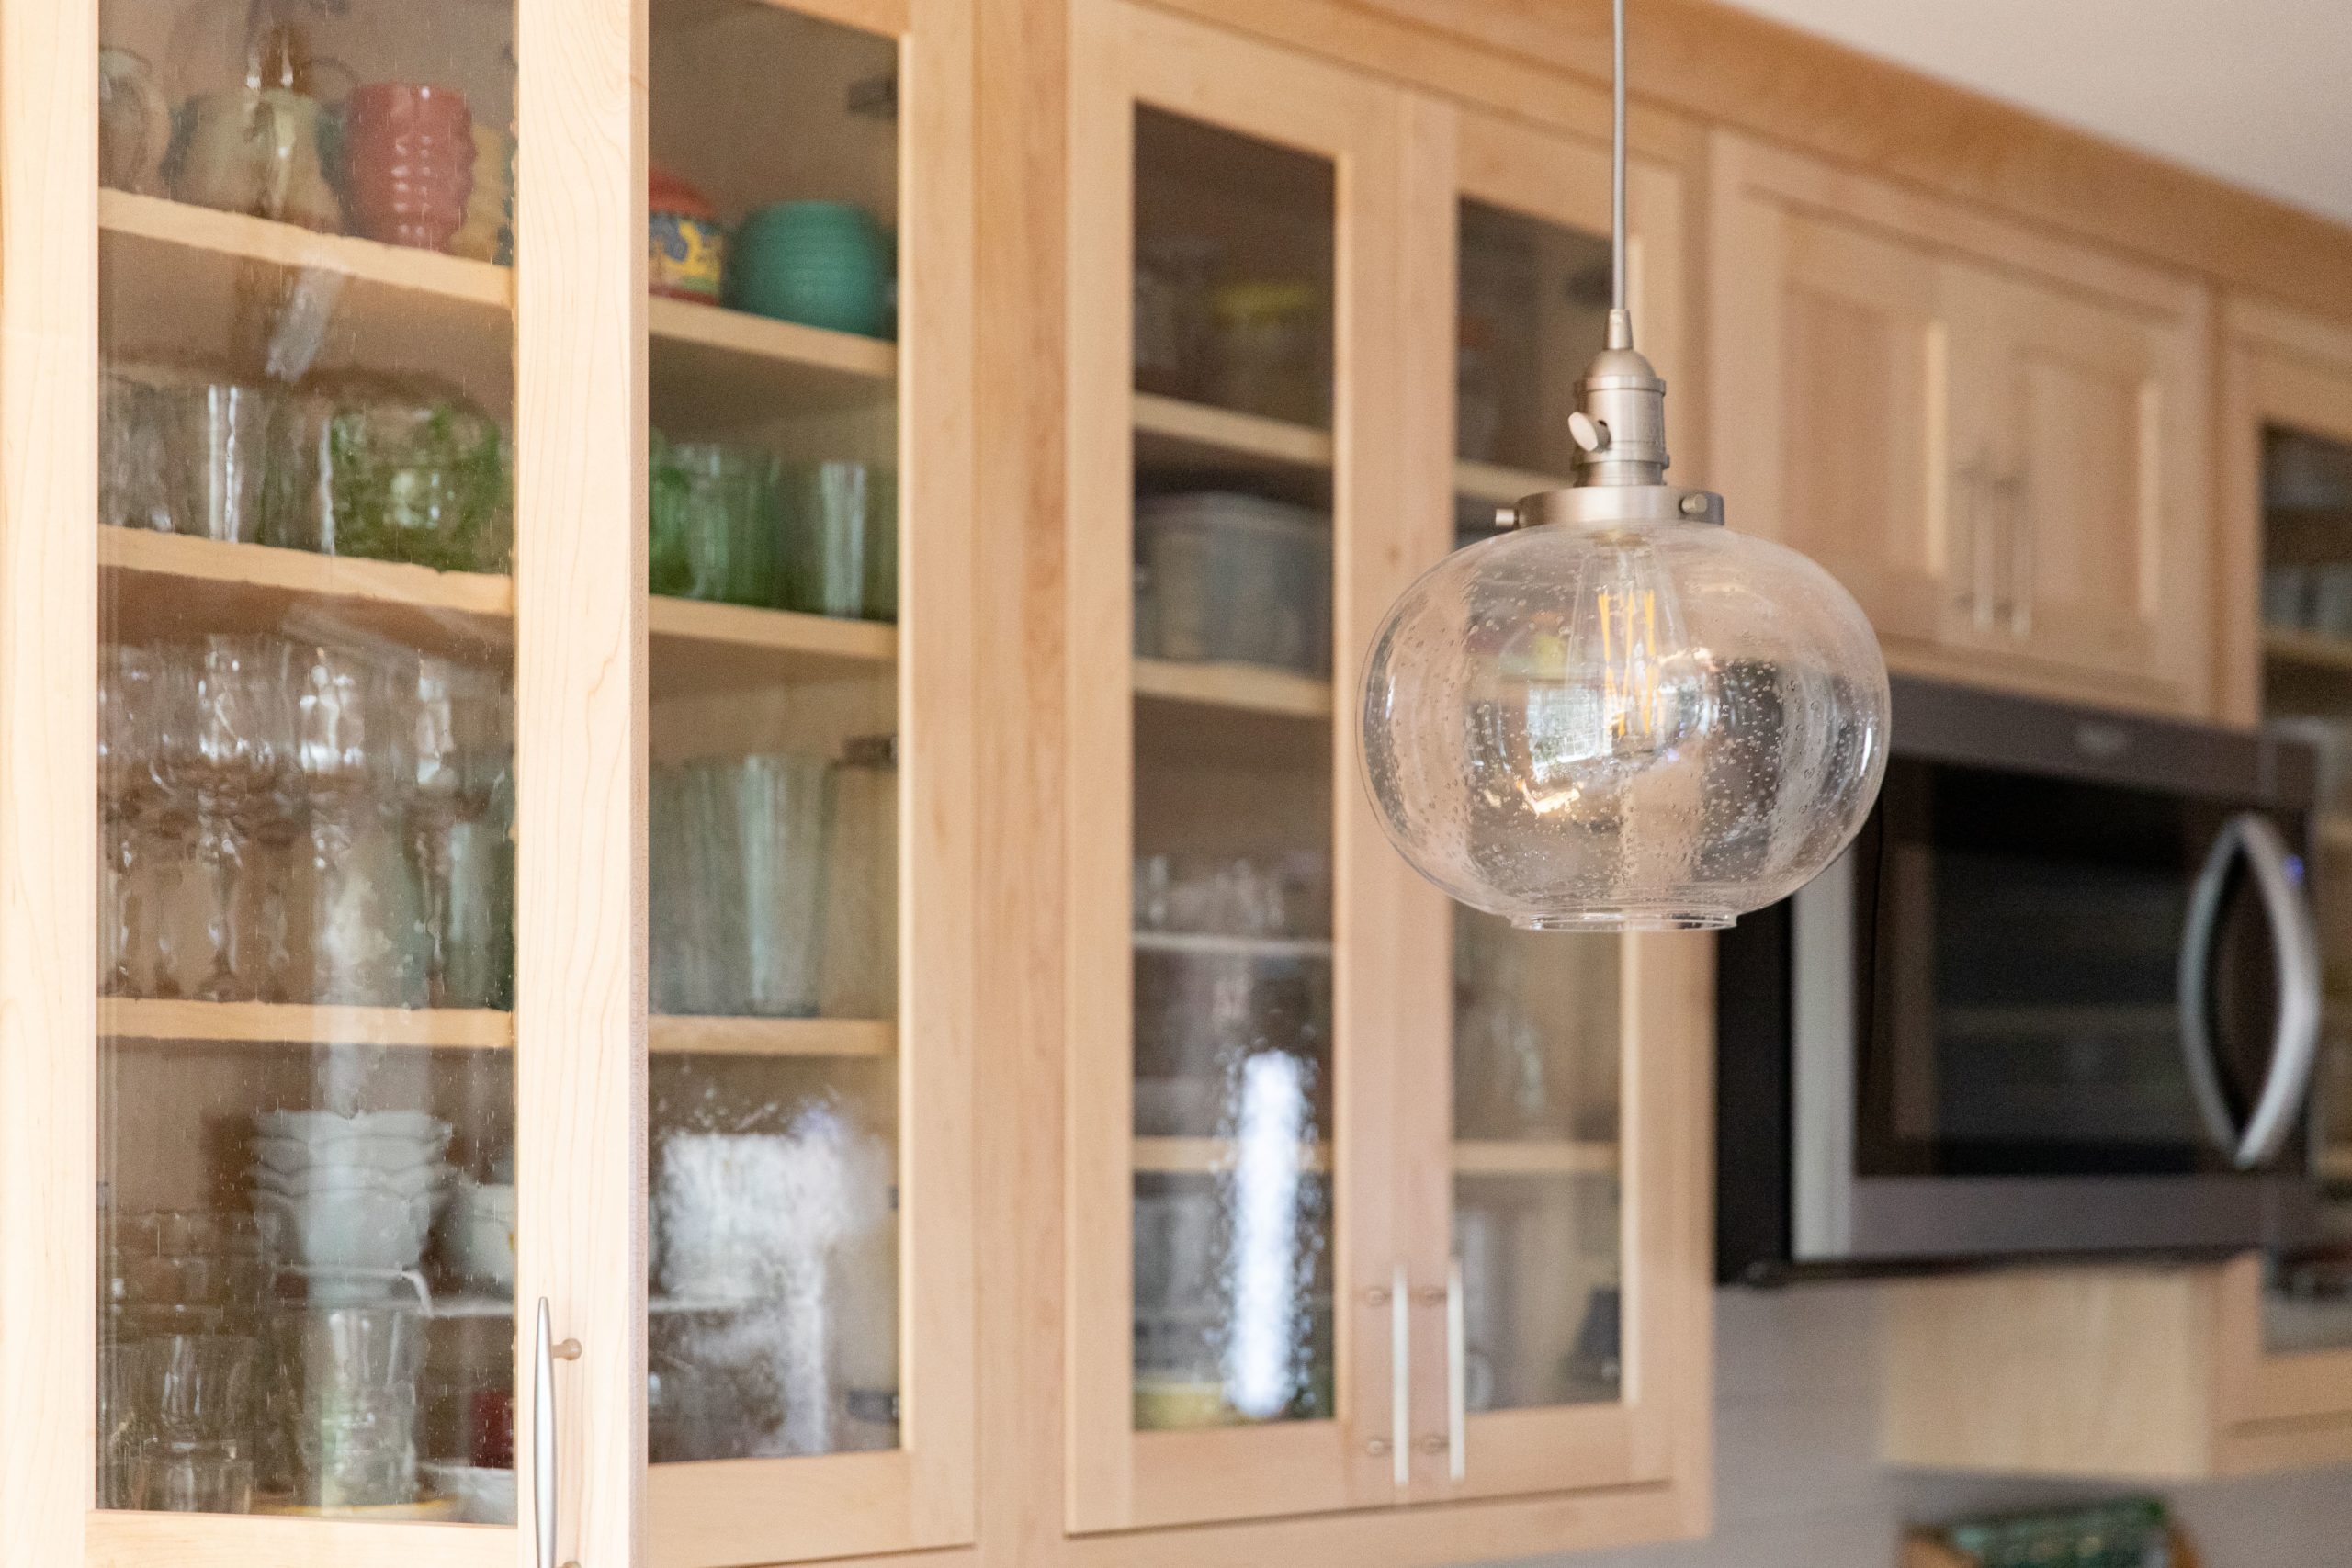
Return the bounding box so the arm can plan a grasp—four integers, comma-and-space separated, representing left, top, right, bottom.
250, 1111, 452, 1289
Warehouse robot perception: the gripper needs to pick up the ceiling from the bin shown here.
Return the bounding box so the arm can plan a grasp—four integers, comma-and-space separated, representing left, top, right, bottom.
1716, 0, 2352, 227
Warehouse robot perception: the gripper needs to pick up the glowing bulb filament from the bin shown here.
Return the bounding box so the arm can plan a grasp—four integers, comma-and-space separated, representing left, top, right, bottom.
1598, 588, 1662, 741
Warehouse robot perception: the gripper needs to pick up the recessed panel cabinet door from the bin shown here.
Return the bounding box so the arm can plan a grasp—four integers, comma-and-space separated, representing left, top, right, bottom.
1710, 139, 1952, 657
1946, 260, 2212, 713
1064, 0, 1416, 1531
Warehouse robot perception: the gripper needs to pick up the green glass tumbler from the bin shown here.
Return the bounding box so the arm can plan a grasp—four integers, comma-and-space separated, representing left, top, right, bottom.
777, 460, 897, 623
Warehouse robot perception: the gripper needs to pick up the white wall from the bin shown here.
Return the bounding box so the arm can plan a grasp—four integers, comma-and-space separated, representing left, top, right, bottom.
1484, 1283, 2352, 1568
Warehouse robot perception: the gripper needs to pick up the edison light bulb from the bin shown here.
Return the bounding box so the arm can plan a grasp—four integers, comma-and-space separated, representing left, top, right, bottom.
1359, 514, 1888, 931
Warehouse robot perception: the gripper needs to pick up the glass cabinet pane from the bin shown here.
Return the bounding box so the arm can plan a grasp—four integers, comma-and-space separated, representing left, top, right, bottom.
2258, 423, 2352, 1358
1449, 195, 1625, 1414
1455, 198, 1611, 479
1130, 107, 1338, 1432
644, 1, 904, 1465
97, 0, 518, 1521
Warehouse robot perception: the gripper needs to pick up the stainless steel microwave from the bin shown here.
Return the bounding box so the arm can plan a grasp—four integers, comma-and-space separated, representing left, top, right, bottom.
1717, 678, 2325, 1281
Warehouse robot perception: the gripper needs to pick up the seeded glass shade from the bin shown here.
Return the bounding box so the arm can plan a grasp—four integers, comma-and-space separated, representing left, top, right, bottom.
1359, 518, 1890, 931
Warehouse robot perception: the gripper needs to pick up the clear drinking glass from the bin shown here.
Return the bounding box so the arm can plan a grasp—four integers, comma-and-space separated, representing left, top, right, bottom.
777, 460, 897, 623
733, 754, 835, 1018
650, 440, 782, 608
293, 646, 428, 1008
159, 376, 280, 545
98, 646, 160, 996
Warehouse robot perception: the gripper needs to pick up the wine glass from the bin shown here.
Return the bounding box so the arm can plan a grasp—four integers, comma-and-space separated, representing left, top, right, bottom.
97, 645, 159, 996
179, 636, 295, 1000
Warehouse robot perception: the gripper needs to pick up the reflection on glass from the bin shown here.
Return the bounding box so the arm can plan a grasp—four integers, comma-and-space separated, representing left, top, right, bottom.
2261, 423, 2352, 1355
644, 0, 905, 1466
1453, 911, 1623, 1410
1455, 198, 1611, 476
1128, 107, 1340, 1433
98, 0, 519, 1521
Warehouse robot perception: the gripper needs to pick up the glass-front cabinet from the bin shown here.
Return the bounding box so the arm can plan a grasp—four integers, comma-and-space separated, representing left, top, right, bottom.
1063, 0, 1709, 1548
1, 0, 1708, 1562
20, 0, 974, 1561
2233, 293, 2352, 1445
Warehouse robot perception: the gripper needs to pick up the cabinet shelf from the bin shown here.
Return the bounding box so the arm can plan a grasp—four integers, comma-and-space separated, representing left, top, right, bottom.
1453, 457, 1571, 506
1133, 657, 1332, 717
1134, 392, 1333, 477
1135, 1135, 1331, 1175
102, 998, 512, 1049
101, 193, 897, 433
648, 1015, 896, 1057
102, 528, 895, 682
648, 297, 897, 430
1133, 930, 1334, 961
100, 998, 894, 1058
1451, 1139, 1619, 1178
100, 527, 511, 654
2264, 626, 2352, 673
649, 596, 897, 691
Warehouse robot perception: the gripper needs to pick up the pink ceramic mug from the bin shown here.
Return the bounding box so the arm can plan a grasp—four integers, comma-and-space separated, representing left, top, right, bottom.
342, 84, 475, 252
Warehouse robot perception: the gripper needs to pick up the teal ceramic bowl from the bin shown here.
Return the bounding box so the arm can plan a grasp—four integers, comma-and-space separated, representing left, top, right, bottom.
728, 201, 890, 337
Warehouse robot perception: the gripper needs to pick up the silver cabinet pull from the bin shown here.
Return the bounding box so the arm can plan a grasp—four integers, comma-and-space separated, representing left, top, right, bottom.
2002, 471, 2031, 637
534, 1299, 582, 1568
1387, 1264, 1409, 1487
1443, 1259, 1465, 1483
2177, 814, 2324, 1168
1959, 457, 1995, 631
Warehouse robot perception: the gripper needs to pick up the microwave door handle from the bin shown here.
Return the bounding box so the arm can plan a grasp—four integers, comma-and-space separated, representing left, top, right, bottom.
2178, 818, 2252, 1157
2230, 815, 2324, 1169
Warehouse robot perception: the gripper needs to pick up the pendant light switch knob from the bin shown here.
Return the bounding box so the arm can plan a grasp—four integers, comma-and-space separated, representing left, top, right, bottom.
1569, 411, 1608, 453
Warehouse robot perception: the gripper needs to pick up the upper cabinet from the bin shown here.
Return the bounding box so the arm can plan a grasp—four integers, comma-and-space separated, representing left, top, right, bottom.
1057, 4, 1710, 1562
1712, 132, 2213, 718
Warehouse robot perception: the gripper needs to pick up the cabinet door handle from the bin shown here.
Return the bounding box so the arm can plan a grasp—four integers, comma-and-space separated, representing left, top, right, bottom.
1959, 460, 1994, 630
1443, 1258, 1466, 1483
2003, 471, 2031, 637
1387, 1264, 1410, 1487
534, 1299, 582, 1568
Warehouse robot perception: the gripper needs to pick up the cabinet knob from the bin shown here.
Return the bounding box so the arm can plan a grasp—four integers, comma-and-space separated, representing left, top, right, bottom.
1365, 1437, 1392, 1457
1417, 1434, 1448, 1455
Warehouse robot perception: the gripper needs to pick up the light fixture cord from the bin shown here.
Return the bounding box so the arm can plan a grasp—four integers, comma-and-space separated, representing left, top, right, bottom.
1609, 0, 1631, 350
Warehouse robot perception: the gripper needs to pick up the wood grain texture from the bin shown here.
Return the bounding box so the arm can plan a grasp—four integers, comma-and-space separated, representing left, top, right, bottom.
1063, 0, 1419, 1530
514, 0, 648, 1565
87, 1515, 511, 1568
0, 0, 98, 1562
2221, 296, 2352, 728
1883, 1268, 2223, 1479
1329, 0, 2352, 326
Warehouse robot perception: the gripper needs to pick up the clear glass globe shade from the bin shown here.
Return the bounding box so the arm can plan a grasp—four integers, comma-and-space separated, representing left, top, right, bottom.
1359, 518, 1890, 931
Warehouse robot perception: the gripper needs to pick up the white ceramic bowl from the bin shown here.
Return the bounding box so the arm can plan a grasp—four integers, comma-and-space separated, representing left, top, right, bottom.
442, 1181, 515, 1288
251, 1131, 451, 1177
251, 1161, 449, 1201
254, 1187, 435, 1272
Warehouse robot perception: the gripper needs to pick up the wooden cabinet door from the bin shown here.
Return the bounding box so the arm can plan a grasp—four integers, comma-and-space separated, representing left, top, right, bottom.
1709, 136, 1954, 660
1063, 0, 1415, 1532
639, 2, 978, 1564
2211, 297, 2352, 1464
1391, 97, 1711, 1528
1945, 260, 2212, 712
22, 0, 645, 1563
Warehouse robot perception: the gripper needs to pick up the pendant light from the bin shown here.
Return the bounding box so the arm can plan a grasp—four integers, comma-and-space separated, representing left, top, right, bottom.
1358, 0, 1890, 931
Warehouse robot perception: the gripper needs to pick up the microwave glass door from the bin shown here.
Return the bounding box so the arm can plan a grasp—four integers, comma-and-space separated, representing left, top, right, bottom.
1855, 758, 2305, 1179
